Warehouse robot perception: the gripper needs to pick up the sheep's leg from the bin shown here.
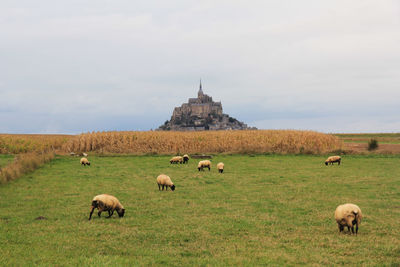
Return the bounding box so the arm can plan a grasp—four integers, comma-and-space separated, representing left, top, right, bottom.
98, 211, 102, 217
107, 210, 114, 218
356, 224, 358, 234
338, 224, 344, 232
89, 207, 95, 220
351, 226, 355, 234
158, 184, 161, 191
166, 186, 168, 191
208, 166, 210, 171
162, 185, 165, 191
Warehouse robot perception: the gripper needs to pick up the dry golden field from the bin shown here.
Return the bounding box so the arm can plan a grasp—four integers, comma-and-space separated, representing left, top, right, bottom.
0, 134, 71, 154
62, 130, 342, 155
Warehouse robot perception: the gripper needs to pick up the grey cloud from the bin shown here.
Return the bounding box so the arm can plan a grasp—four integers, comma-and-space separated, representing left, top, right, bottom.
0, 0, 399, 133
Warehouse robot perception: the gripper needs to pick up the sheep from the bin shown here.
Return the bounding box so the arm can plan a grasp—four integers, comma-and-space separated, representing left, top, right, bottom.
325, 156, 341, 166
170, 156, 183, 164
217, 162, 224, 173
80, 157, 90, 166
183, 154, 189, 164
83, 152, 88, 157
89, 194, 125, 220
156, 174, 175, 191
198, 160, 211, 171
334, 203, 362, 234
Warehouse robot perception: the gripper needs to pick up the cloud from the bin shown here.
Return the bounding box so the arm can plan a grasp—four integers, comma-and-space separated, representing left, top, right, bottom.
0, 0, 399, 133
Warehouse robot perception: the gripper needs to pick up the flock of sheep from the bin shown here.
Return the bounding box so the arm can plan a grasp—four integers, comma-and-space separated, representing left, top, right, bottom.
83, 154, 362, 235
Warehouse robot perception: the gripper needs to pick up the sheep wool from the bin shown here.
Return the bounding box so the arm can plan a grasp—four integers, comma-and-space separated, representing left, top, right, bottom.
334, 203, 362, 234
183, 154, 189, 164
80, 157, 90, 166
170, 156, 183, 164
89, 194, 125, 220
156, 174, 175, 191
217, 162, 224, 173
198, 160, 211, 171
325, 156, 341, 166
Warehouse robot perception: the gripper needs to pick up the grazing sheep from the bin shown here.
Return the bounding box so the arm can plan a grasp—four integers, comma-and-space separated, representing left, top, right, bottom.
156, 174, 175, 191
217, 162, 224, 173
83, 152, 88, 157
170, 156, 183, 164
183, 154, 189, 164
334, 203, 362, 234
89, 194, 125, 220
198, 160, 211, 171
80, 157, 90, 166
325, 156, 341, 166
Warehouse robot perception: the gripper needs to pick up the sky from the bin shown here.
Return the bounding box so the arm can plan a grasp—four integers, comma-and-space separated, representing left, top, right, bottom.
1, 0, 399, 134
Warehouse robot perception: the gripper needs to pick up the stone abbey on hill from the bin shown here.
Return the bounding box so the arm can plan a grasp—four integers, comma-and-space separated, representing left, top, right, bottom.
158, 82, 255, 131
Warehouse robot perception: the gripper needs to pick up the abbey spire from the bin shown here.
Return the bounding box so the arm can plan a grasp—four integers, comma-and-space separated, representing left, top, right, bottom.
198, 79, 204, 97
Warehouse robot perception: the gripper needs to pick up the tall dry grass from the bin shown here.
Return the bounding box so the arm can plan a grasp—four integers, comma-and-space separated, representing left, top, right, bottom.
0, 134, 71, 154
62, 130, 342, 155
0, 151, 55, 184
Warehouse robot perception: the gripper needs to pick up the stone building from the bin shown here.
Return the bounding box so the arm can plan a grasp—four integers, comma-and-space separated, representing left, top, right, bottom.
158, 82, 255, 131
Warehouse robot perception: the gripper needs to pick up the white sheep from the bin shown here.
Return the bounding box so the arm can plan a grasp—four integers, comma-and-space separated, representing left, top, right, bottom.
183, 154, 189, 164
198, 160, 211, 171
170, 156, 183, 164
217, 162, 224, 173
80, 157, 90, 166
325, 156, 341, 166
156, 174, 175, 191
89, 194, 125, 220
334, 203, 362, 234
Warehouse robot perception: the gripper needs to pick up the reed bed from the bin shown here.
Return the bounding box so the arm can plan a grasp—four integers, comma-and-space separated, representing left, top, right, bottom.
0, 134, 71, 154
0, 151, 55, 184
62, 130, 342, 155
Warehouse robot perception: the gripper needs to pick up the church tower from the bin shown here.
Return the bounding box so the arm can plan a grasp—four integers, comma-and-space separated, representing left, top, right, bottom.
198, 79, 204, 98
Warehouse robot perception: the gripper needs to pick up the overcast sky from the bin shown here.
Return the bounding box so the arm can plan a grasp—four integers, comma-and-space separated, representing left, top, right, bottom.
1, 1, 399, 134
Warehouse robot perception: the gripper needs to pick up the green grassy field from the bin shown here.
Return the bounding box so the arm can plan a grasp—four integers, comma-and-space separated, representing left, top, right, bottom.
0, 155, 399, 266
0, 154, 14, 169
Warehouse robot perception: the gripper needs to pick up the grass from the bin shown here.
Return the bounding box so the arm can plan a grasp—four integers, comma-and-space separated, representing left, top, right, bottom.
335, 133, 400, 144
0, 155, 399, 266
0, 154, 14, 168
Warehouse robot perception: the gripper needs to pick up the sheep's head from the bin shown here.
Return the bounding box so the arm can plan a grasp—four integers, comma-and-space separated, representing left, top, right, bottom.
351, 211, 359, 225
87, 162, 90, 166
325, 161, 328, 166
118, 208, 125, 218
346, 213, 357, 227
171, 185, 175, 191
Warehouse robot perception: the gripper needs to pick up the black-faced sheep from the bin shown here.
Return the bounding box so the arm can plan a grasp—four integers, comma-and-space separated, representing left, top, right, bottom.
170, 156, 183, 164
198, 160, 211, 171
325, 156, 341, 166
89, 194, 125, 220
217, 162, 224, 173
183, 154, 189, 164
334, 203, 362, 234
156, 174, 175, 191
80, 157, 90, 166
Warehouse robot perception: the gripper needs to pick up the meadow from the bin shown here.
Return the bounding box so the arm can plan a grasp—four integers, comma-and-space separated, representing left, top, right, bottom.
335, 133, 400, 144
0, 155, 399, 266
